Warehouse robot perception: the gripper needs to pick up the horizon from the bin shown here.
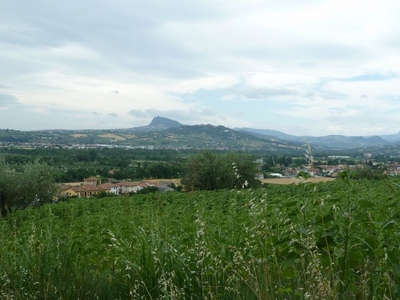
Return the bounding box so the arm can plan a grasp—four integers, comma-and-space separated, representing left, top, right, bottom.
1, 116, 399, 138
1, 1, 400, 136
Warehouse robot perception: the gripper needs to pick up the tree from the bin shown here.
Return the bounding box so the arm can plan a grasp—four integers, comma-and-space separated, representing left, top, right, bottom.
181, 151, 261, 191
0, 160, 57, 217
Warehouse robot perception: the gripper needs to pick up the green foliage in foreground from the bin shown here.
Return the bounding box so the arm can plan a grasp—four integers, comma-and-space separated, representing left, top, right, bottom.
0, 160, 57, 217
1, 178, 400, 299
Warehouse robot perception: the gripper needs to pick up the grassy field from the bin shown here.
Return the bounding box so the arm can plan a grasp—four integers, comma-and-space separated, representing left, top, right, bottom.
1, 177, 400, 299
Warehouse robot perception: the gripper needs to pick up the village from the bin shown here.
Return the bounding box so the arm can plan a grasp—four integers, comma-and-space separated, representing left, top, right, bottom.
58, 157, 400, 198
59, 177, 178, 198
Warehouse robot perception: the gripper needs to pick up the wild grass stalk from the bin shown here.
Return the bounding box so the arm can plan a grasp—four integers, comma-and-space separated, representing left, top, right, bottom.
1, 179, 400, 299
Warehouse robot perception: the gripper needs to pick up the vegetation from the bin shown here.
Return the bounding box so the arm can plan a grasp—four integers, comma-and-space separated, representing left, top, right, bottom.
181, 151, 261, 191
1, 177, 400, 299
0, 148, 188, 182
0, 122, 302, 151
0, 160, 57, 217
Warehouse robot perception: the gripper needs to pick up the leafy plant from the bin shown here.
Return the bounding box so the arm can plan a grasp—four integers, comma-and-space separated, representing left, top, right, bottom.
1, 178, 400, 299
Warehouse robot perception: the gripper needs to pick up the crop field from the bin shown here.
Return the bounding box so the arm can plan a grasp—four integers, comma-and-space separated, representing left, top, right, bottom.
1, 177, 400, 299
98, 134, 127, 141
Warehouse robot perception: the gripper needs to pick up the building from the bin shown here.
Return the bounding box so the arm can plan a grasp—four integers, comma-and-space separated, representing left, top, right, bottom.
83, 177, 101, 186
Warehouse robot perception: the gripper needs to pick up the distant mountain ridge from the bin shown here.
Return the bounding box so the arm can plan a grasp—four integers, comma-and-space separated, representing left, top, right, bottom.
1, 116, 400, 150
235, 127, 395, 149
378, 132, 400, 142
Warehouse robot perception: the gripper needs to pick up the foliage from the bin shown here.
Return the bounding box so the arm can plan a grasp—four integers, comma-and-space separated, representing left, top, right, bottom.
0, 160, 57, 217
1, 178, 400, 299
346, 165, 387, 180
0, 147, 187, 182
135, 186, 159, 194
181, 151, 261, 191
93, 191, 117, 199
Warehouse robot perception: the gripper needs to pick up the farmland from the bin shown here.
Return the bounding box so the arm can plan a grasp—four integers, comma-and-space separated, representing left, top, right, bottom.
1, 177, 400, 299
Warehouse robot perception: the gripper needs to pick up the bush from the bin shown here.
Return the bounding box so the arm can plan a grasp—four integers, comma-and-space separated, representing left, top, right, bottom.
181, 151, 261, 191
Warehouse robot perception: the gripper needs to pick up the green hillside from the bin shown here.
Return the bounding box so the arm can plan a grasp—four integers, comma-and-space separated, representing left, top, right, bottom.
0, 124, 302, 151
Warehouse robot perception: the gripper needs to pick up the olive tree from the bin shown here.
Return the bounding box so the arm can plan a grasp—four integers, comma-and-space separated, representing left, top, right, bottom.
181, 151, 261, 191
0, 160, 57, 217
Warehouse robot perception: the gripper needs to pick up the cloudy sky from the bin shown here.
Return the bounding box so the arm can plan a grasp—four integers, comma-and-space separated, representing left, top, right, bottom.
1, 0, 400, 136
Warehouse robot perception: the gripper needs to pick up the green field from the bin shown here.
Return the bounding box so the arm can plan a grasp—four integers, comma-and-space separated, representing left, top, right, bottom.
1, 178, 400, 299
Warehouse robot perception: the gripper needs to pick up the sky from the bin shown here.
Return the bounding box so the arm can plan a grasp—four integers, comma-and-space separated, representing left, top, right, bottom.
1, 0, 400, 136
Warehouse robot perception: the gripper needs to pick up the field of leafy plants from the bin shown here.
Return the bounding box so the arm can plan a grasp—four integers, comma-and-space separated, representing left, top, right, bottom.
1, 175, 400, 299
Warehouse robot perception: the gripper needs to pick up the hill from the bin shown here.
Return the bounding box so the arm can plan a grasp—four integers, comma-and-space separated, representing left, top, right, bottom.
1, 116, 398, 151
0, 121, 302, 152
128, 116, 182, 132
237, 128, 392, 149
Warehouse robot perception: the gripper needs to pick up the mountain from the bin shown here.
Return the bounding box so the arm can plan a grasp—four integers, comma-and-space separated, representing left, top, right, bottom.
236, 128, 303, 142
236, 128, 391, 149
305, 135, 388, 149
378, 132, 400, 142
0, 122, 302, 152
128, 116, 182, 132
1, 116, 398, 151
147, 116, 182, 129
161, 124, 302, 150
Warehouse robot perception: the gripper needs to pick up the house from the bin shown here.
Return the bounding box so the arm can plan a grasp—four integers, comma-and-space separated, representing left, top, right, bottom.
98, 183, 119, 194
80, 185, 104, 197
59, 186, 79, 197
116, 181, 144, 194
320, 165, 338, 176
60, 185, 107, 198
284, 168, 297, 177
84, 176, 101, 186
308, 168, 320, 177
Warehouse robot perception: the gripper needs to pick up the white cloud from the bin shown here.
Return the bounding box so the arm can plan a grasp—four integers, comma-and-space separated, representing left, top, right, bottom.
245, 73, 319, 88
171, 75, 238, 94
1, 0, 400, 135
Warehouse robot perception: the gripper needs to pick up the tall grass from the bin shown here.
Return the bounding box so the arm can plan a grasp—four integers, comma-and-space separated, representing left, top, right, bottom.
1, 178, 400, 299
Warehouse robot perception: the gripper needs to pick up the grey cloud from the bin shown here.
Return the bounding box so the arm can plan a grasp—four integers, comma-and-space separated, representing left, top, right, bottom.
0, 1, 235, 81
108, 113, 118, 117
0, 94, 18, 107
111, 90, 120, 94
92, 112, 101, 115
361, 94, 368, 98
